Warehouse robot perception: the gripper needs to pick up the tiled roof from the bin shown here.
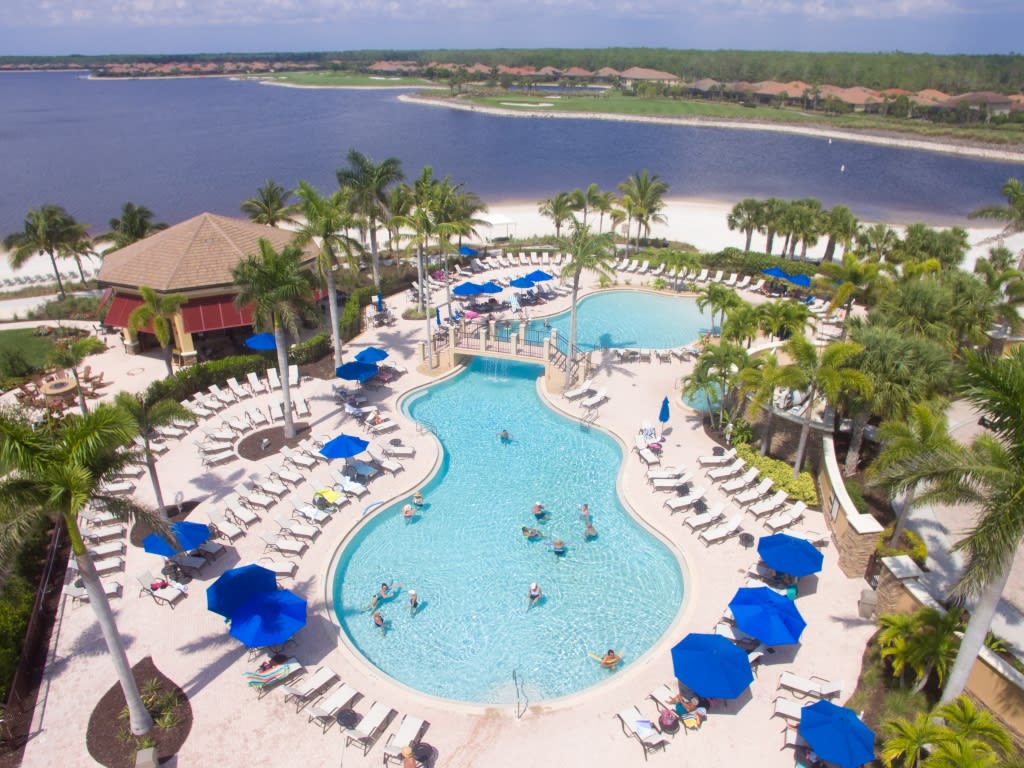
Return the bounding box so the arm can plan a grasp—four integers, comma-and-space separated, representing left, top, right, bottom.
619, 66, 679, 81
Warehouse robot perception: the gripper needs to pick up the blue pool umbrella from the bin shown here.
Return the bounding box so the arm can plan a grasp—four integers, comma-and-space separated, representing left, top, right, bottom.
319, 433, 370, 460
478, 281, 503, 294
786, 273, 812, 288
510, 277, 535, 289
229, 589, 307, 648
143, 521, 212, 557
729, 587, 807, 645
435, 306, 442, 326
799, 700, 876, 768
355, 346, 389, 364
758, 533, 824, 577
376, 292, 384, 312
244, 332, 276, 351
671, 633, 753, 699
335, 361, 379, 383
658, 396, 670, 426
452, 281, 484, 297
206, 564, 277, 619
761, 266, 789, 280
459, 245, 479, 256
526, 269, 553, 282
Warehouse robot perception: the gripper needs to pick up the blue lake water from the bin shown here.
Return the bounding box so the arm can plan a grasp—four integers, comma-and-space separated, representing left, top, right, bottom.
331, 358, 684, 703
1, 71, 1021, 235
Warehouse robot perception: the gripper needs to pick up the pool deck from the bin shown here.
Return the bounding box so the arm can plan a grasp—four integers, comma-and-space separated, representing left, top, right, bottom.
12, 272, 879, 767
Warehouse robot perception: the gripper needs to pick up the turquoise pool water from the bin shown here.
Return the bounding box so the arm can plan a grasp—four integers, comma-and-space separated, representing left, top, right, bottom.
331, 358, 684, 704
530, 290, 711, 350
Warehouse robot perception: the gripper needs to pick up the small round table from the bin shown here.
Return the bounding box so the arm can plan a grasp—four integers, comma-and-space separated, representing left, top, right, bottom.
738, 532, 756, 550
413, 742, 433, 764
336, 708, 359, 729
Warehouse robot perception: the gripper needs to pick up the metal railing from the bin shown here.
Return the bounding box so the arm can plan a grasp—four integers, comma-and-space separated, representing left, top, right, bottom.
513, 669, 528, 720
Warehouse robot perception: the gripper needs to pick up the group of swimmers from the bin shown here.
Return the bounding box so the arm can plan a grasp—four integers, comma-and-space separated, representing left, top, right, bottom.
368, 581, 419, 636
522, 502, 598, 553
400, 490, 425, 522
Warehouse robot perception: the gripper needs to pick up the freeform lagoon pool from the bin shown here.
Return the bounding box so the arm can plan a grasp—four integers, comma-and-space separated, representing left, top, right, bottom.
331, 357, 684, 704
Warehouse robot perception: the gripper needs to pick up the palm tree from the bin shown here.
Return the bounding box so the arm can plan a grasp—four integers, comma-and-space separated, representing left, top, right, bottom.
727, 198, 764, 252
591, 189, 616, 234
870, 347, 1024, 704
384, 184, 413, 257
59, 230, 97, 282
232, 239, 318, 439
761, 197, 788, 256
240, 179, 297, 227
684, 341, 749, 429
821, 204, 859, 263
696, 283, 742, 336
394, 167, 441, 315
968, 178, 1024, 241
782, 335, 872, 478
857, 222, 900, 264
4, 204, 87, 299
0, 405, 158, 735
556, 223, 617, 386
819, 253, 890, 338
881, 712, 942, 768
737, 352, 806, 455
48, 335, 106, 415
721, 301, 760, 348
127, 286, 189, 378
114, 392, 194, 518
934, 697, 1013, 757
787, 198, 823, 260
538, 191, 576, 239
973, 247, 1024, 336
618, 170, 669, 249
570, 183, 603, 228
336, 149, 404, 293
757, 299, 813, 342
292, 180, 361, 369
100, 202, 168, 253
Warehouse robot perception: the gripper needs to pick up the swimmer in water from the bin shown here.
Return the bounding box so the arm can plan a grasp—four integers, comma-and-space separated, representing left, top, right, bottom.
584, 521, 598, 540
402, 504, 415, 521
522, 526, 542, 540
413, 491, 424, 507
527, 582, 542, 609
532, 501, 545, 519
499, 429, 512, 443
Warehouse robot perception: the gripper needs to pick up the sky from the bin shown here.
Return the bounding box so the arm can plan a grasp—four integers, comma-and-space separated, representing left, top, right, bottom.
0, 0, 1021, 56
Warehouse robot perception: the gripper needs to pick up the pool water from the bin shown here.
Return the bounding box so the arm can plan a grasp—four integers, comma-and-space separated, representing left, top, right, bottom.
530, 290, 711, 350
331, 358, 684, 704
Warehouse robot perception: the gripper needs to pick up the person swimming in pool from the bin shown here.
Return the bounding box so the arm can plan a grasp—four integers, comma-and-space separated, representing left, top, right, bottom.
579, 503, 590, 520
498, 429, 512, 443
522, 526, 542, 540
551, 539, 567, 556
408, 589, 419, 616
413, 491, 424, 506
366, 594, 380, 612
373, 610, 386, 635
379, 582, 399, 600
601, 649, 622, 669
527, 582, 542, 609
584, 521, 598, 540
532, 501, 545, 519
402, 504, 415, 521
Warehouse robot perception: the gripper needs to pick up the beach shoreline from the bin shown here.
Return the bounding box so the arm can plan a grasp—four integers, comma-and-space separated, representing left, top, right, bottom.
399, 93, 1024, 165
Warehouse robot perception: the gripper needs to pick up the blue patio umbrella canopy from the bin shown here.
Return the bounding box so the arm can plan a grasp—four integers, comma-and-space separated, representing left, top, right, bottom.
658, 396, 670, 425
761, 267, 790, 280
206, 564, 278, 619
335, 361, 379, 383
729, 587, 807, 645
143, 522, 212, 558
355, 346, 389, 364
452, 281, 484, 297
477, 282, 503, 294
319, 433, 370, 460
510, 277, 535, 289
229, 589, 307, 648
435, 306, 442, 326
799, 700, 877, 768
375, 292, 384, 312
459, 245, 479, 256
758, 533, 824, 578
671, 632, 754, 699
526, 269, 553, 282
786, 273, 812, 288
244, 332, 276, 351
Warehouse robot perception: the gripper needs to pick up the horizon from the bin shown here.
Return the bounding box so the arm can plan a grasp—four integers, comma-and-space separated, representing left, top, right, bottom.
0, 1, 1022, 57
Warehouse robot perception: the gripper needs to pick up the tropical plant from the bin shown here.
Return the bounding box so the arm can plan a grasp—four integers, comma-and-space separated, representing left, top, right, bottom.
569, 183, 604, 229
100, 202, 168, 252
591, 189, 616, 234
59, 230, 97, 282
336, 149, 405, 293
761, 197, 788, 256
618, 169, 669, 249
0, 405, 157, 734
869, 347, 1024, 704
878, 607, 964, 693
696, 283, 743, 336
818, 253, 890, 337
47, 335, 106, 415
737, 352, 806, 456
113, 392, 194, 517
556, 223, 617, 387
881, 696, 1014, 768
894, 224, 969, 272
721, 301, 760, 348
538, 191, 576, 239
973, 246, 1024, 336
240, 179, 297, 227
781, 335, 871, 478
231, 239, 318, 439
128, 286, 189, 377
684, 341, 749, 429
881, 711, 943, 768
384, 183, 413, 257
856, 222, 900, 264
757, 299, 813, 342
968, 178, 1024, 241
727, 198, 764, 252
4, 204, 87, 299
821, 204, 859, 263
292, 180, 361, 369
786, 198, 823, 260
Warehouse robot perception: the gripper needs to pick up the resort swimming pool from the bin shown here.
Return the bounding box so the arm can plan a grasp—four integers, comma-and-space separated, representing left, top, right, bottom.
529, 289, 711, 350
331, 358, 684, 704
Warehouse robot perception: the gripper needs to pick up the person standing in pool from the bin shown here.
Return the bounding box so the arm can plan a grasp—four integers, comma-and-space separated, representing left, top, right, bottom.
413, 491, 424, 507
532, 501, 545, 520
408, 589, 419, 616
579, 503, 590, 520
373, 610, 386, 635
498, 429, 512, 444
527, 582, 542, 609
584, 521, 598, 540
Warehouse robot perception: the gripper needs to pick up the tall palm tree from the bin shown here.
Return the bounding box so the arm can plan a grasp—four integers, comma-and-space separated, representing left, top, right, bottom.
48, 336, 106, 415
394, 167, 441, 315
787, 198, 823, 260
696, 283, 742, 336
4, 204, 87, 299
819, 253, 890, 338
336, 149, 404, 293
555, 223, 617, 386
591, 189, 615, 234
781, 335, 871, 478
856, 222, 900, 264
292, 180, 361, 369
821, 204, 860, 263
100, 202, 168, 253
618, 170, 669, 249
721, 301, 760, 348
727, 198, 764, 252
569, 183, 603, 228
870, 347, 1024, 704
757, 299, 813, 342
128, 286, 189, 378
881, 711, 941, 768
240, 179, 297, 227
59, 230, 97, 282
761, 197, 788, 256
683, 341, 750, 429
537, 191, 576, 239
737, 352, 805, 456
968, 178, 1024, 241
384, 184, 413, 258
0, 406, 158, 735
114, 392, 194, 518
232, 239, 318, 439
973, 247, 1024, 336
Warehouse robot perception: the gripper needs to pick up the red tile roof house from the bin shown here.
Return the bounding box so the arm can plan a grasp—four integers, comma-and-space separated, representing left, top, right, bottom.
561, 66, 593, 79
618, 66, 681, 85
942, 91, 1015, 118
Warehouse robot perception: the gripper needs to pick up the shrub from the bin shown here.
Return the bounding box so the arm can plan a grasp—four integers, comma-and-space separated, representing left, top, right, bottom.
845, 479, 869, 514
26, 295, 103, 321
340, 286, 374, 342
734, 443, 819, 505
142, 354, 267, 407
289, 333, 330, 367
652, 277, 668, 290
876, 525, 928, 568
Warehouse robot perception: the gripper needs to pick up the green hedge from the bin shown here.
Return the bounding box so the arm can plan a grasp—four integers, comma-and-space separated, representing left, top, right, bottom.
700, 248, 820, 278
877, 524, 928, 568
734, 442, 819, 506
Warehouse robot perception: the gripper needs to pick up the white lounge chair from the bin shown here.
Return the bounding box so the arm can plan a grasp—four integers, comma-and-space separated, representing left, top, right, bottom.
137, 570, 186, 608
247, 371, 268, 394
721, 467, 759, 494
735, 478, 773, 505
715, 620, 758, 646
281, 446, 316, 470
208, 384, 235, 405
294, 394, 310, 417
765, 502, 807, 532
368, 446, 403, 475
748, 278, 766, 293
647, 466, 688, 482
772, 696, 804, 722
245, 407, 268, 428
564, 378, 595, 400
267, 367, 282, 390
154, 424, 185, 439
235, 482, 275, 510
695, 268, 710, 282
288, 364, 300, 388
723, 273, 738, 287
581, 389, 608, 410
683, 503, 724, 530
227, 377, 251, 399
251, 473, 288, 498
258, 557, 297, 581
84, 525, 124, 543
344, 701, 395, 756
258, 531, 307, 558
750, 490, 788, 518
208, 511, 244, 542
64, 579, 121, 606
221, 415, 251, 435
615, 705, 668, 760
652, 476, 692, 493
200, 447, 235, 467
266, 462, 302, 486
289, 497, 330, 525
332, 471, 368, 498
382, 715, 427, 766
735, 275, 752, 290
699, 513, 743, 544
368, 419, 399, 434
101, 480, 135, 495
281, 666, 338, 711
707, 458, 746, 480
226, 496, 260, 527
200, 424, 235, 443
274, 515, 320, 541
710, 270, 725, 283
777, 671, 842, 700
268, 400, 285, 422
307, 682, 360, 732
697, 447, 737, 466
381, 442, 415, 459
637, 447, 660, 467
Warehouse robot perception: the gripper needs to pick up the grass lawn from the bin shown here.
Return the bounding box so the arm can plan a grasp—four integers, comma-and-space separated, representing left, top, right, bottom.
255, 71, 439, 88
0, 329, 55, 371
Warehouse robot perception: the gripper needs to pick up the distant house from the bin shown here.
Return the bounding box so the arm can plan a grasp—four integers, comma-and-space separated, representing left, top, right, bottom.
837, 86, 883, 113
750, 80, 809, 105
619, 66, 680, 85
562, 66, 593, 79
367, 60, 419, 74
537, 66, 561, 78
943, 91, 1014, 117
593, 67, 621, 80
688, 78, 721, 98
